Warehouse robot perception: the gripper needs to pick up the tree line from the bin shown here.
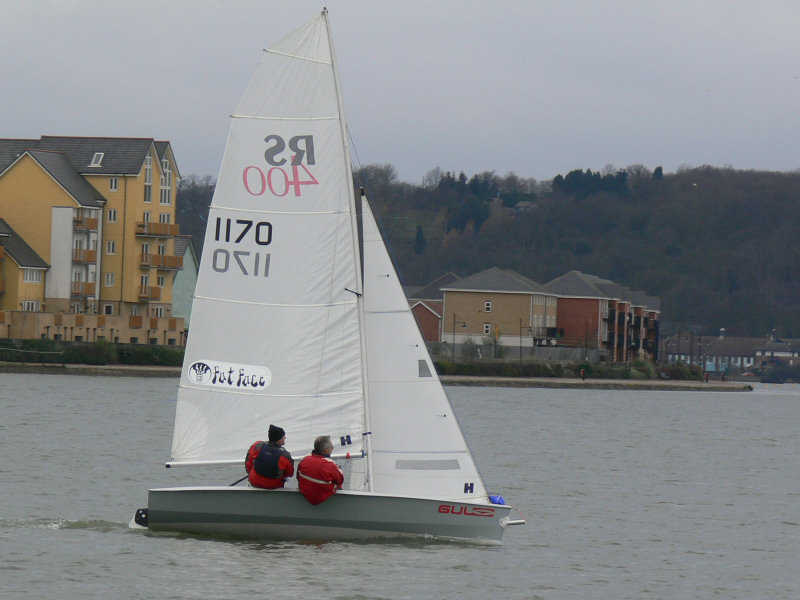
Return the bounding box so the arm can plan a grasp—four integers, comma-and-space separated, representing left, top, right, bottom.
177, 164, 800, 338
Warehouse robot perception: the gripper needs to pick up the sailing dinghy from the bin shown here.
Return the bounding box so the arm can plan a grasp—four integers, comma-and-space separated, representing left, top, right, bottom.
135, 9, 524, 544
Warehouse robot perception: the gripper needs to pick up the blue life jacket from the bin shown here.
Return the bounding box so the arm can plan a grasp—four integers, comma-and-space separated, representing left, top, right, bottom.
253, 442, 292, 478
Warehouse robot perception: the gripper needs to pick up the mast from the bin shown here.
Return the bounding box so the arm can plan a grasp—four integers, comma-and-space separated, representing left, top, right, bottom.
323, 9, 374, 492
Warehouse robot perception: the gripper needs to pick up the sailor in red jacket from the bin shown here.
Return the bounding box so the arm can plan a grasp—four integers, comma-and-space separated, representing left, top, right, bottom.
245, 424, 294, 489
297, 435, 344, 505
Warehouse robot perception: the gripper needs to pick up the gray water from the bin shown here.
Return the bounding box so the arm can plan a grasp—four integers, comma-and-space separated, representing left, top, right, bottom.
1, 374, 798, 599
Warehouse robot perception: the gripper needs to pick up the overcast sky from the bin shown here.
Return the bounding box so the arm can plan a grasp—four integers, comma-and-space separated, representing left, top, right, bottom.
3, 1, 799, 184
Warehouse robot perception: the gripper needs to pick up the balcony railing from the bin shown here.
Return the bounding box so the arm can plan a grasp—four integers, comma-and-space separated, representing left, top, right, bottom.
73, 217, 99, 232
138, 285, 162, 300
129, 315, 143, 329
71, 281, 96, 296
135, 222, 180, 237
140, 253, 183, 269
72, 248, 97, 263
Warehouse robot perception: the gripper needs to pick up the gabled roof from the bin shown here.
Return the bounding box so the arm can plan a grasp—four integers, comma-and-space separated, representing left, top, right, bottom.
409, 271, 461, 300
644, 295, 662, 312
545, 270, 661, 312
37, 136, 155, 175
0, 139, 37, 171
410, 299, 443, 319
0, 219, 49, 268
173, 235, 198, 263
0, 136, 176, 176
544, 270, 609, 298
23, 150, 107, 208
442, 267, 551, 294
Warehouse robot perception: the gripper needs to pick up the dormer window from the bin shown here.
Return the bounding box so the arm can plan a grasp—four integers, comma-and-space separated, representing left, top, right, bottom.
90, 152, 104, 167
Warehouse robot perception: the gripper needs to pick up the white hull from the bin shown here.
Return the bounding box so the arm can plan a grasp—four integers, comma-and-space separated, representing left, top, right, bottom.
144, 486, 513, 544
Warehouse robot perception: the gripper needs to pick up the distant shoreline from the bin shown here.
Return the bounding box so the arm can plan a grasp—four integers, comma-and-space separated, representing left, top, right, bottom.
0, 362, 753, 391
440, 375, 753, 392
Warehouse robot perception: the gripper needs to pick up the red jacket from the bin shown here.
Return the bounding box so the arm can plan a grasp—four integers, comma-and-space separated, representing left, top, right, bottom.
245, 441, 294, 489
297, 453, 344, 505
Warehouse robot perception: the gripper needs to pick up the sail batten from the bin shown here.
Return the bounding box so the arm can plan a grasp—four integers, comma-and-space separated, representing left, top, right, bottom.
265, 48, 332, 65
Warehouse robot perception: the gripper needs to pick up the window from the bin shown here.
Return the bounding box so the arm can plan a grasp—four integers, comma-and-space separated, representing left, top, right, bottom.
103, 304, 114, 315
141, 242, 150, 255
159, 213, 171, 224
109, 177, 118, 191
144, 156, 152, 203
484, 301, 492, 313
143, 211, 151, 223
104, 272, 114, 287
106, 241, 116, 255
141, 274, 149, 286
160, 159, 172, 204
158, 243, 166, 255
155, 306, 165, 317
131, 304, 139, 316
23, 269, 42, 283
483, 323, 492, 335
71, 302, 82, 313
90, 152, 104, 167
157, 275, 165, 287
21, 300, 40, 311
107, 208, 117, 223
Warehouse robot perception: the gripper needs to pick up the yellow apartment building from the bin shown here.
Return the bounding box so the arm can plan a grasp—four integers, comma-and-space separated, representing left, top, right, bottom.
0, 136, 185, 345
441, 267, 558, 355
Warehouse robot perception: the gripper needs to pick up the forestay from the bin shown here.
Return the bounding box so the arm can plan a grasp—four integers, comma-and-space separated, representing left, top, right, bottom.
170, 13, 366, 468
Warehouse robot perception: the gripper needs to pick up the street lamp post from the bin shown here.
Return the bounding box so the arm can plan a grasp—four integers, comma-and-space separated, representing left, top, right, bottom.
519, 318, 532, 362
451, 313, 466, 362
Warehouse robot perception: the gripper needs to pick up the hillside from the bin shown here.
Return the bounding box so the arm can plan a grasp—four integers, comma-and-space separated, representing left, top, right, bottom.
176, 165, 800, 337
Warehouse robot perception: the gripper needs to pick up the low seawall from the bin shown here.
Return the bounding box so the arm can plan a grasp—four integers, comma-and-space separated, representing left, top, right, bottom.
1, 362, 753, 391
440, 375, 753, 391
0, 363, 181, 377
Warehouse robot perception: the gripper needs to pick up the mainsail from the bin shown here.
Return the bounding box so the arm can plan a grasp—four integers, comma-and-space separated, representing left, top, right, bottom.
169, 10, 489, 503
171, 12, 365, 468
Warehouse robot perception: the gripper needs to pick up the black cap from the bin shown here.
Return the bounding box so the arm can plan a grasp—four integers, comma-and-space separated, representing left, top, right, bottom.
268, 424, 285, 443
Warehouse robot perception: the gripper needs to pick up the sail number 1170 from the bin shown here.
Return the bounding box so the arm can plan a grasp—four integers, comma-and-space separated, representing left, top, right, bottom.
212, 217, 271, 278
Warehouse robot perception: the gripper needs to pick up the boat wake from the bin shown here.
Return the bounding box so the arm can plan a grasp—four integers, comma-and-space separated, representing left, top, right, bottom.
1, 517, 126, 533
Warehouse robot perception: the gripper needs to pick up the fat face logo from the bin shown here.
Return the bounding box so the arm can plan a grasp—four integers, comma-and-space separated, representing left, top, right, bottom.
187, 360, 272, 390
437, 504, 496, 518
188, 361, 212, 383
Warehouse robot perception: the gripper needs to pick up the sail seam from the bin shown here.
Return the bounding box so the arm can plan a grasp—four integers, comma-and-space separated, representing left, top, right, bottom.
212, 205, 347, 215
194, 294, 356, 308
230, 114, 338, 121
265, 48, 332, 65
178, 383, 361, 398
